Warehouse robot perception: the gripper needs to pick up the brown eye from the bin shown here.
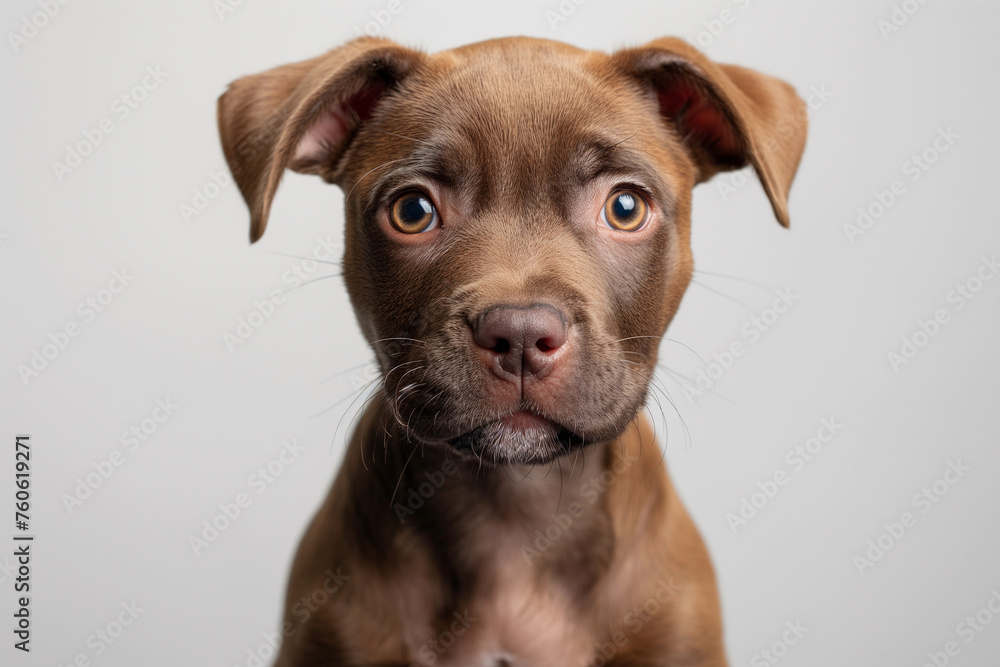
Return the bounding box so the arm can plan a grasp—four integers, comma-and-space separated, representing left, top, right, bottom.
389, 192, 439, 234
602, 190, 649, 231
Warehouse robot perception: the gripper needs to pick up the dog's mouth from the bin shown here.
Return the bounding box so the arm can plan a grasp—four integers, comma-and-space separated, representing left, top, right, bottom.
381, 320, 654, 466
443, 409, 589, 465
384, 350, 650, 465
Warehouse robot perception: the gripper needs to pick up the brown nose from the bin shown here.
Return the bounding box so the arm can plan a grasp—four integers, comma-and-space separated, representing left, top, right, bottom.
472, 304, 568, 378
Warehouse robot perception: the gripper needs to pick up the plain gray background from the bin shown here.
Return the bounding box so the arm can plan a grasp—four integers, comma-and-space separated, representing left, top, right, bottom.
3, 0, 999, 665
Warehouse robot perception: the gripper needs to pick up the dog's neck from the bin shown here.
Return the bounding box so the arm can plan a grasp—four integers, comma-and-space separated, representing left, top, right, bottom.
342, 403, 649, 581
403, 438, 613, 521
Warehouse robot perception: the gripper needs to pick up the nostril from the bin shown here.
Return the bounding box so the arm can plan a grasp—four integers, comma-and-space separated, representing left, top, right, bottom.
535, 336, 559, 353
492, 338, 511, 354
527, 316, 567, 355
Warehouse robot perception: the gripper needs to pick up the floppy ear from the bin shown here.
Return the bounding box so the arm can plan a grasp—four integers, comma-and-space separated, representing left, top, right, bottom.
611, 37, 807, 227
217, 37, 425, 242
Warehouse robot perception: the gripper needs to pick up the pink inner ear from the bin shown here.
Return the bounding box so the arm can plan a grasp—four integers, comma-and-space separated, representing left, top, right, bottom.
345, 83, 386, 123
657, 84, 742, 163
294, 83, 387, 163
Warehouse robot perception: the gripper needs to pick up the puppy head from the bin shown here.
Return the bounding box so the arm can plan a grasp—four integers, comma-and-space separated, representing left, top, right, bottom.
218, 36, 806, 465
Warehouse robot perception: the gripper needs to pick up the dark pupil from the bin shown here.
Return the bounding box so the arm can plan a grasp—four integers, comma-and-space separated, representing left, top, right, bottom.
613, 193, 637, 221
401, 196, 431, 224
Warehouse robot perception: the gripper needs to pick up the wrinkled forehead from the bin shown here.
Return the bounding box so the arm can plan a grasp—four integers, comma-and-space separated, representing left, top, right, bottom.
356, 42, 680, 212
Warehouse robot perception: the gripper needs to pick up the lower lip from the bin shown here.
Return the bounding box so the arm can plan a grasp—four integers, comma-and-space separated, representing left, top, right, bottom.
501, 410, 551, 431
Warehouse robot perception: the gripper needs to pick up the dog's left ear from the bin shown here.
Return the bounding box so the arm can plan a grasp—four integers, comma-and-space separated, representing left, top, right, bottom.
611, 38, 807, 227
217, 37, 426, 242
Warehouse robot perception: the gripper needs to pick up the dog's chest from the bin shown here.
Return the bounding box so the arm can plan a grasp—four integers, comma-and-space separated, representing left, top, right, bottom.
410, 522, 600, 667
395, 451, 618, 666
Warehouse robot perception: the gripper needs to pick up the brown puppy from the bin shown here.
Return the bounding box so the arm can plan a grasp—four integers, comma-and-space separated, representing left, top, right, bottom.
218, 35, 806, 666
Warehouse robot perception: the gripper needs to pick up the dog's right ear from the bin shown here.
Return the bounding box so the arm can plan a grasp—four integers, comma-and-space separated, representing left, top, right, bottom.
217, 37, 425, 242
610, 38, 807, 228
